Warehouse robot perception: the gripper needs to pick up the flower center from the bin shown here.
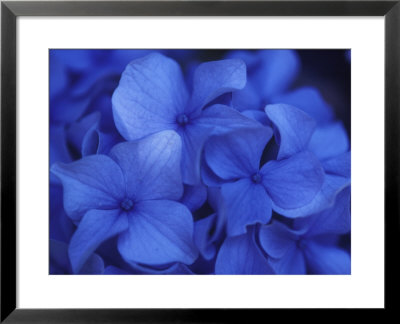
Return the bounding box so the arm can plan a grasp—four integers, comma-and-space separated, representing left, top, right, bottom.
120, 198, 134, 211
251, 172, 262, 184
176, 113, 189, 126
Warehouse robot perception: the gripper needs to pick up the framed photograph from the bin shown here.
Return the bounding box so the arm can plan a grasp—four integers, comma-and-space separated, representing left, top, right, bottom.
1, 0, 399, 322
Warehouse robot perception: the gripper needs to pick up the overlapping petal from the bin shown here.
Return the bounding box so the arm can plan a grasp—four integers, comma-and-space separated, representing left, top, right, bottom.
68, 209, 128, 273
294, 187, 351, 236
204, 127, 273, 180
271, 173, 350, 218
308, 122, 349, 160
261, 151, 324, 209
189, 59, 246, 114
265, 104, 316, 160
117, 200, 198, 265
221, 178, 272, 236
215, 228, 273, 274
303, 241, 351, 274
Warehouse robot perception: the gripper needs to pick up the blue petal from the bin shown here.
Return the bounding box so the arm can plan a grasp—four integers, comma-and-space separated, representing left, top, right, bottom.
194, 104, 263, 134
112, 53, 189, 140
322, 152, 351, 178
232, 82, 262, 111
270, 87, 334, 124
308, 122, 349, 160
193, 213, 224, 260
242, 109, 270, 126
271, 173, 350, 218
66, 112, 101, 157
179, 123, 212, 185
189, 59, 246, 114
254, 50, 300, 100
68, 209, 128, 273
260, 151, 324, 209
117, 200, 198, 266
268, 244, 306, 274
258, 222, 300, 259
265, 104, 316, 160
201, 156, 227, 187
295, 186, 351, 236
109, 130, 183, 201
180, 184, 207, 212
51, 155, 125, 221
221, 178, 272, 236
80, 252, 105, 275
303, 241, 351, 274
204, 127, 273, 181
215, 228, 273, 274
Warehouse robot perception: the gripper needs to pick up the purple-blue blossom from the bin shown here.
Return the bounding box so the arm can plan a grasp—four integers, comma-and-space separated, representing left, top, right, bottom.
49, 49, 351, 275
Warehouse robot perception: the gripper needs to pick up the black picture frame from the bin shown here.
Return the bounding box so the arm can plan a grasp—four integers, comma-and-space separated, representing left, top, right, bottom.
1, 0, 399, 322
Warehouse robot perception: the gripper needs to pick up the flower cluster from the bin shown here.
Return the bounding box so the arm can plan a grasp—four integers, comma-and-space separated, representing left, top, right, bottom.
50, 50, 351, 275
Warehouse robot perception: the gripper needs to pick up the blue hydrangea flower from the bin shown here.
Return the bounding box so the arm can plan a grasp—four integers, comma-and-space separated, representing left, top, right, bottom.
203, 126, 325, 236
112, 52, 258, 185
259, 187, 351, 274
51, 130, 198, 273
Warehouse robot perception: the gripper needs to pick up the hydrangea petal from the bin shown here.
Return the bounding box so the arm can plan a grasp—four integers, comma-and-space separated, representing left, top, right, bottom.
270, 87, 334, 124
304, 241, 351, 274
204, 127, 273, 181
215, 229, 273, 274
295, 187, 351, 236
66, 112, 100, 157
109, 130, 183, 201
112, 53, 189, 140
232, 82, 262, 112
308, 122, 349, 160
271, 173, 350, 218
258, 222, 300, 259
193, 213, 224, 260
255, 50, 300, 99
69, 209, 128, 273
179, 123, 212, 185
180, 184, 207, 212
322, 152, 351, 178
261, 151, 324, 209
117, 200, 198, 266
242, 109, 270, 126
189, 59, 246, 114
269, 245, 306, 274
194, 104, 263, 134
51, 155, 125, 221
265, 104, 316, 160
51, 239, 105, 275
221, 178, 272, 236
